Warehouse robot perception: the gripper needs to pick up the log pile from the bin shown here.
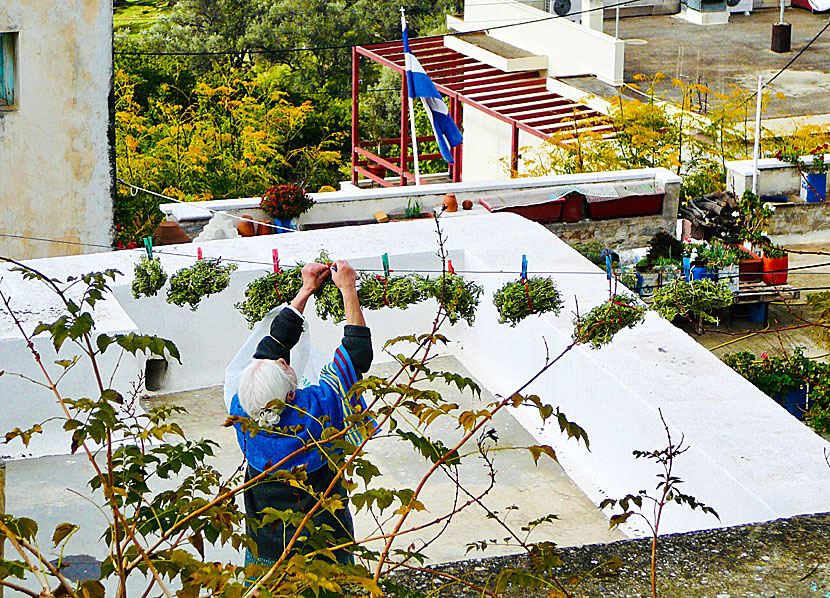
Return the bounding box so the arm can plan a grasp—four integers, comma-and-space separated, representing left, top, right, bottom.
678, 191, 741, 243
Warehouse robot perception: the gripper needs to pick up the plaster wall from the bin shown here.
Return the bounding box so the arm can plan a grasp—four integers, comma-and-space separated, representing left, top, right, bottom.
2, 214, 828, 537
0, 1, 113, 260
456, 0, 625, 85
725, 155, 830, 199
459, 104, 546, 181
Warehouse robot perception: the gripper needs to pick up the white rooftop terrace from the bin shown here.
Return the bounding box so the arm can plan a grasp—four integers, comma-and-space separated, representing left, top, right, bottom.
1, 211, 829, 548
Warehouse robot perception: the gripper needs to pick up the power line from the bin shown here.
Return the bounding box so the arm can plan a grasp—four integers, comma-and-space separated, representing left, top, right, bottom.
113, 0, 643, 58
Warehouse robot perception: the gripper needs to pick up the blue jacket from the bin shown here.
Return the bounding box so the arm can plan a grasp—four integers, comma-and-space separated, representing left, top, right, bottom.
231, 306, 373, 474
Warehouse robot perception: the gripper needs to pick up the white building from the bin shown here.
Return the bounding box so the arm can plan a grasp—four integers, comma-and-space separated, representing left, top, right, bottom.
0, 1, 113, 260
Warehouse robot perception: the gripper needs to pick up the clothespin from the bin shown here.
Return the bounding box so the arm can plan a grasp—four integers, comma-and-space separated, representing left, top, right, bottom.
521, 254, 528, 280
143, 237, 153, 260
197, 247, 203, 261
382, 253, 390, 279
272, 249, 280, 273
605, 254, 612, 281
448, 260, 455, 275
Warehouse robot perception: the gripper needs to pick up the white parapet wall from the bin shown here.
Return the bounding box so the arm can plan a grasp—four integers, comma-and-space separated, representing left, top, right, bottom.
1, 214, 828, 537
453, 0, 625, 85
726, 155, 830, 199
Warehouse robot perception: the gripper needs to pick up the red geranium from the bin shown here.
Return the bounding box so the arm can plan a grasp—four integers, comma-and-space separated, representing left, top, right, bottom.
260, 184, 314, 220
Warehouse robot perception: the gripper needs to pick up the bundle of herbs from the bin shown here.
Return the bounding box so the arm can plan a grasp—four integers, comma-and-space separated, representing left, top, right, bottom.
420, 273, 483, 326
235, 268, 303, 327
357, 273, 424, 311
167, 259, 238, 310
573, 294, 645, 349
313, 250, 345, 322
132, 257, 167, 299
651, 278, 733, 324
492, 277, 563, 326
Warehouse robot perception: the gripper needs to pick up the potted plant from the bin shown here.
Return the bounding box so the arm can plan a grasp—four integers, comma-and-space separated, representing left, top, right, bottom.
707, 240, 740, 293
260, 184, 314, 233
761, 243, 789, 286
635, 257, 659, 300
797, 152, 829, 203
775, 141, 829, 203
736, 190, 774, 254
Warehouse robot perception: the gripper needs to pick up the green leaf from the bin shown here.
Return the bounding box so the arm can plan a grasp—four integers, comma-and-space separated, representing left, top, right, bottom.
96, 334, 115, 354
101, 389, 124, 404
52, 522, 78, 546
609, 512, 634, 528
79, 579, 105, 598
528, 444, 558, 465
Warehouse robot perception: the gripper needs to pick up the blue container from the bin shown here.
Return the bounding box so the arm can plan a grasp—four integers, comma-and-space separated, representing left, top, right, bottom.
273, 218, 296, 234
747, 303, 766, 323
774, 387, 808, 420
683, 257, 691, 281
800, 172, 827, 203
690, 266, 708, 281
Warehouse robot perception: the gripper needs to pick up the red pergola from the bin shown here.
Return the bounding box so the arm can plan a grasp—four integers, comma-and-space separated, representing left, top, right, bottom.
352, 36, 614, 188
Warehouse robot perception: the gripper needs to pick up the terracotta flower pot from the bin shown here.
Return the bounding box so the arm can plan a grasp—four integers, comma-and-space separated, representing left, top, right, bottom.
443, 193, 458, 213
256, 220, 273, 235
762, 255, 788, 286
236, 215, 256, 237
153, 220, 191, 245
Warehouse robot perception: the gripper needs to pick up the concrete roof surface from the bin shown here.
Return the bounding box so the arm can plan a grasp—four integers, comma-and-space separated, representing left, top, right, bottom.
581, 8, 830, 121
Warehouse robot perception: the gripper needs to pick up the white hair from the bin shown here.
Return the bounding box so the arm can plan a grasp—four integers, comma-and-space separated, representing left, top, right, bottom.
238, 358, 297, 420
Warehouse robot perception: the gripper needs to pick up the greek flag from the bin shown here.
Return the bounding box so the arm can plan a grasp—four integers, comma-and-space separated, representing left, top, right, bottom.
402, 16, 463, 164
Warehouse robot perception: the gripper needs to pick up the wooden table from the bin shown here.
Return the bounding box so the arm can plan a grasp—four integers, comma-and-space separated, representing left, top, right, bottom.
729, 280, 801, 326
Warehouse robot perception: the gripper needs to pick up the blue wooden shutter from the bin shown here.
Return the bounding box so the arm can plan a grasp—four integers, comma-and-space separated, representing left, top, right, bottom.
0, 33, 14, 106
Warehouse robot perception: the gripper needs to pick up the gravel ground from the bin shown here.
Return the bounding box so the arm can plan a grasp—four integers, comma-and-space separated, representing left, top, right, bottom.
390, 512, 830, 597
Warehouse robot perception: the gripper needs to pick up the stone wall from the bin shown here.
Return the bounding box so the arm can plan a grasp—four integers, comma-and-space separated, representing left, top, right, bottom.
545, 213, 674, 249
768, 200, 830, 237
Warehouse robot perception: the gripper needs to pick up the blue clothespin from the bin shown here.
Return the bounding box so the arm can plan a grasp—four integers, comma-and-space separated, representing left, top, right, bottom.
382, 253, 390, 279
521, 254, 528, 280
605, 254, 612, 280
143, 237, 153, 260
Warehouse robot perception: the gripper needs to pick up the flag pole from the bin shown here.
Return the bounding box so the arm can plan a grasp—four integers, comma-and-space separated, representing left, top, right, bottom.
401, 8, 422, 186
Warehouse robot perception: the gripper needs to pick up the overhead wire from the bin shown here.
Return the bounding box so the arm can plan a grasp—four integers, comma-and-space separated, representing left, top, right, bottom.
112, 0, 644, 57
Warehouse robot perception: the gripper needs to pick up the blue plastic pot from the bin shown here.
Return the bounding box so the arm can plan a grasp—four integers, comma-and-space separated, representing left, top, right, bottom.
800, 172, 827, 203
773, 387, 808, 420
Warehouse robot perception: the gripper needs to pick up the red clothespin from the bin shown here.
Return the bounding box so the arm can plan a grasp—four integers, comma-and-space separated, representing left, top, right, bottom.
447, 260, 455, 275
272, 249, 280, 273
197, 247, 202, 260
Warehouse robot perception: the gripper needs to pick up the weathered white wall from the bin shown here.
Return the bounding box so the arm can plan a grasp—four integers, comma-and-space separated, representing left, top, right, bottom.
2, 214, 829, 537
455, 0, 625, 85
726, 154, 830, 198
0, 1, 113, 260
459, 105, 547, 180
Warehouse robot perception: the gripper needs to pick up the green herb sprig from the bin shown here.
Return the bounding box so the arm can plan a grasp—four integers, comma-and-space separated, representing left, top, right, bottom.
132, 257, 167, 299
166, 259, 237, 310
573, 294, 646, 349
420, 273, 483, 326
492, 277, 563, 326
357, 273, 424, 311
651, 278, 733, 325
235, 268, 303, 327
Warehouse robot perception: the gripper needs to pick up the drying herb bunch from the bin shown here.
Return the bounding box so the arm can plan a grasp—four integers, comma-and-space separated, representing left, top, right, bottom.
312, 250, 345, 322
420, 273, 483, 326
131, 256, 167, 299
235, 268, 304, 327
260, 183, 314, 220
492, 277, 563, 326
357, 273, 424, 311
573, 294, 646, 349
167, 258, 238, 310
651, 278, 733, 325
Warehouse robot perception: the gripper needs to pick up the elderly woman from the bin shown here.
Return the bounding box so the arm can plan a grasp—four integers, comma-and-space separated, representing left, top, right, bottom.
229, 260, 373, 567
